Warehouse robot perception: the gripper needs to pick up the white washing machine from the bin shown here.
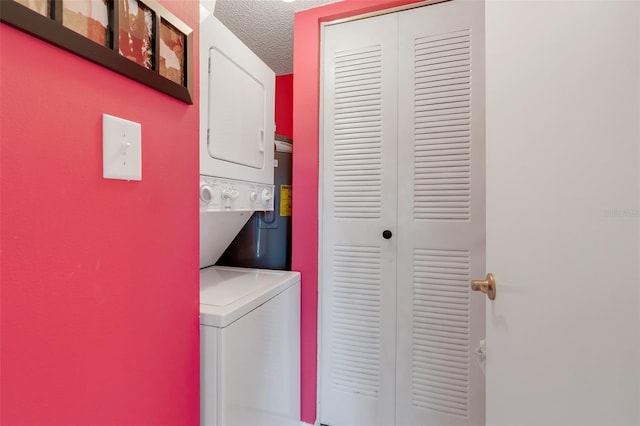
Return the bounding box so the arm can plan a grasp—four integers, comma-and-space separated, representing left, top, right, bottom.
200, 266, 300, 426
198, 4, 299, 425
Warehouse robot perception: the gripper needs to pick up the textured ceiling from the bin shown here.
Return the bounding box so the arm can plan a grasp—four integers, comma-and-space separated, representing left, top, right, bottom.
214, 0, 342, 75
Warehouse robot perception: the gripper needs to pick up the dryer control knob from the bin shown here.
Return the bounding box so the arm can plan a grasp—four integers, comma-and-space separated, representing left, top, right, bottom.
261, 188, 273, 205
250, 192, 258, 201
221, 188, 233, 200
200, 185, 213, 203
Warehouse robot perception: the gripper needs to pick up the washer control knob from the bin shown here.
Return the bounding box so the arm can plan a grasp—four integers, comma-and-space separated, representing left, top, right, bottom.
261, 188, 273, 205
250, 191, 258, 201
200, 185, 213, 203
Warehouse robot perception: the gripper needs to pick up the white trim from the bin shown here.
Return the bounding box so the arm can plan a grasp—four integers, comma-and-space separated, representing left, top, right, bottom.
316, 20, 327, 426
322, 0, 447, 28
637, 0, 640, 415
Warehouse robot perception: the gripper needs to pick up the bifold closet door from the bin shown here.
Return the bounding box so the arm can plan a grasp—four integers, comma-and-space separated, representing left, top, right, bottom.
320, 12, 399, 426
395, 2, 485, 426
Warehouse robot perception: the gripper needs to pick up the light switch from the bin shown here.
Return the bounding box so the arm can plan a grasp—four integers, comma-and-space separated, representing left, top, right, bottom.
103, 114, 142, 181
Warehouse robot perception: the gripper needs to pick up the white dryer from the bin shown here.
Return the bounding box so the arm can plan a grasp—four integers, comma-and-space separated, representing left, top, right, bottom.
200, 266, 301, 426
200, 7, 275, 185
199, 5, 276, 268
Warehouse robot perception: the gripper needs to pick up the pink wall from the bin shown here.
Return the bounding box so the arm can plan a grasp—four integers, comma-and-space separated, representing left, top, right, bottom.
276, 74, 294, 139
292, 0, 424, 423
0, 1, 200, 423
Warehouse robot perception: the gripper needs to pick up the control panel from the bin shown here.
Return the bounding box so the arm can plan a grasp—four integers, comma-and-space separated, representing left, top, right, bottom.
200, 175, 274, 212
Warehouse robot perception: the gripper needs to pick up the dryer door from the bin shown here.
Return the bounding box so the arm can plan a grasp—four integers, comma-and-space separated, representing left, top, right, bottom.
208, 47, 266, 170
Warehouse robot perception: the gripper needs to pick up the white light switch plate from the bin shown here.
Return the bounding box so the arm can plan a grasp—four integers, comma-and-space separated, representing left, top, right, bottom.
103, 114, 142, 181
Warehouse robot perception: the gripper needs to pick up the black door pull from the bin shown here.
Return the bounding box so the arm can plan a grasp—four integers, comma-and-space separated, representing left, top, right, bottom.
382, 230, 392, 239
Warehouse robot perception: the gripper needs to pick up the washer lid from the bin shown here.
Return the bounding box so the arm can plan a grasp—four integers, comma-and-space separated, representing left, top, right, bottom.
200, 267, 272, 306
200, 266, 300, 327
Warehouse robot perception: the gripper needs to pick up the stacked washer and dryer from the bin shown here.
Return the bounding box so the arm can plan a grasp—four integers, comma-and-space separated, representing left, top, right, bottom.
198, 2, 300, 425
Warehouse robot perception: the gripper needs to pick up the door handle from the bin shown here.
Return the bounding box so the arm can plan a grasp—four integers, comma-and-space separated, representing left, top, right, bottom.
259, 129, 265, 152
471, 273, 496, 300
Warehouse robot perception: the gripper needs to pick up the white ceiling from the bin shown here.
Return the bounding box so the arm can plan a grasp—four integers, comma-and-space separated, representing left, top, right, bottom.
214, 0, 342, 75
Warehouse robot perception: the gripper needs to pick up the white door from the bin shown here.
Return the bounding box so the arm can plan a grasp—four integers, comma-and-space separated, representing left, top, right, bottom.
321, 2, 485, 425
485, 1, 640, 425
396, 2, 485, 425
320, 12, 399, 426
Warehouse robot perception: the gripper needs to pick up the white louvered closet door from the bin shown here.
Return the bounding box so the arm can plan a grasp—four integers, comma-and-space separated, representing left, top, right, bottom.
395, 2, 485, 426
321, 2, 485, 426
320, 12, 399, 426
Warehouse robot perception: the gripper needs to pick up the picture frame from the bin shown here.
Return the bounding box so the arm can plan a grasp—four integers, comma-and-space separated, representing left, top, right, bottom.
1, 0, 194, 104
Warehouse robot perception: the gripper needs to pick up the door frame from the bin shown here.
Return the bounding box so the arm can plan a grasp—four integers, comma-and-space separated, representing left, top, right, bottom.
316, 1, 454, 423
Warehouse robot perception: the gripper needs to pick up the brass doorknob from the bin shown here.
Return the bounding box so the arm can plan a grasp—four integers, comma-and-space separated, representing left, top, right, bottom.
471, 273, 496, 300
